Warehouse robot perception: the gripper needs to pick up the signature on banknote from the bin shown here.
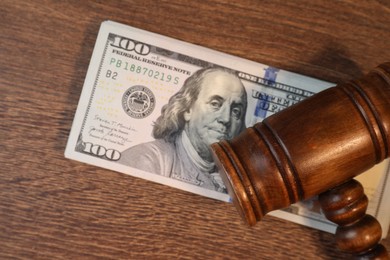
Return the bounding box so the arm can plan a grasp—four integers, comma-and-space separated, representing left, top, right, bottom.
87, 114, 136, 146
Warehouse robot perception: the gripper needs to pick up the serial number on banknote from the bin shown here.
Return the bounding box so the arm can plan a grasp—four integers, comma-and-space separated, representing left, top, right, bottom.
107, 58, 180, 85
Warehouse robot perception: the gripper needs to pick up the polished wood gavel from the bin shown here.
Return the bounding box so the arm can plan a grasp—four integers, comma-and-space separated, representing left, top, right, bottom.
211, 62, 390, 259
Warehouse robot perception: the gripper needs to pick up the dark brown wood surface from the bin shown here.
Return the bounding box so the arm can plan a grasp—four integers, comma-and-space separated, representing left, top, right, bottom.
1, 1, 389, 259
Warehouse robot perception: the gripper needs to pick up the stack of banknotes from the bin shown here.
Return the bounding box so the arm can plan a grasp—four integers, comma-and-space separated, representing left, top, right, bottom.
65, 21, 390, 236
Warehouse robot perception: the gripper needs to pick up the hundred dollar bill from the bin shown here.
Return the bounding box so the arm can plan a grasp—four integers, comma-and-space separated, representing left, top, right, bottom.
65, 21, 390, 237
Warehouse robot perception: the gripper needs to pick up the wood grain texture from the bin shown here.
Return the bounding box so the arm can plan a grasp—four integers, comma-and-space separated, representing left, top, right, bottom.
1, 0, 389, 259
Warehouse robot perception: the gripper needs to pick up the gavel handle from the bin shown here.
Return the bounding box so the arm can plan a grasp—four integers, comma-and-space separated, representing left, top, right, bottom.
319, 179, 389, 259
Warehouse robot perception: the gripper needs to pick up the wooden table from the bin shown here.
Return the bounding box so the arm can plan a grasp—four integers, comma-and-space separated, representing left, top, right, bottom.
1, 1, 389, 259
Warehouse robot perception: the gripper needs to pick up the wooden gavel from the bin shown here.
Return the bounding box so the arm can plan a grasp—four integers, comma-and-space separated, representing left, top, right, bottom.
211, 62, 390, 259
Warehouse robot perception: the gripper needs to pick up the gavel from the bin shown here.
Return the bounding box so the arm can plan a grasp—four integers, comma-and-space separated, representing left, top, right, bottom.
211, 62, 390, 259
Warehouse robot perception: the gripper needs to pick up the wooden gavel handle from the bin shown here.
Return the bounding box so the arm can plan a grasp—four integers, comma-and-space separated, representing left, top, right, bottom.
319, 179, 389, 259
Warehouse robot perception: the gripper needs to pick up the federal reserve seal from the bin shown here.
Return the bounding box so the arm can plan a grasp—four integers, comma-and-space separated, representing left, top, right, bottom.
122, 85, 156, 119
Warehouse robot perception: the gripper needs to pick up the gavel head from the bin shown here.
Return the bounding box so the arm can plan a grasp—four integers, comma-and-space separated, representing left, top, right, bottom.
211, 63, 390, 226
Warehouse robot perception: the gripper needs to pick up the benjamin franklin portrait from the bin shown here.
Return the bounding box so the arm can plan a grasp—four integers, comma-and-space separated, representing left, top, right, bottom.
119, 67, 248, 193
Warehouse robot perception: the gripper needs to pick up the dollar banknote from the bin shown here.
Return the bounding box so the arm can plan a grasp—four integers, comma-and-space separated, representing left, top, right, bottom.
65, 21, 390, 236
